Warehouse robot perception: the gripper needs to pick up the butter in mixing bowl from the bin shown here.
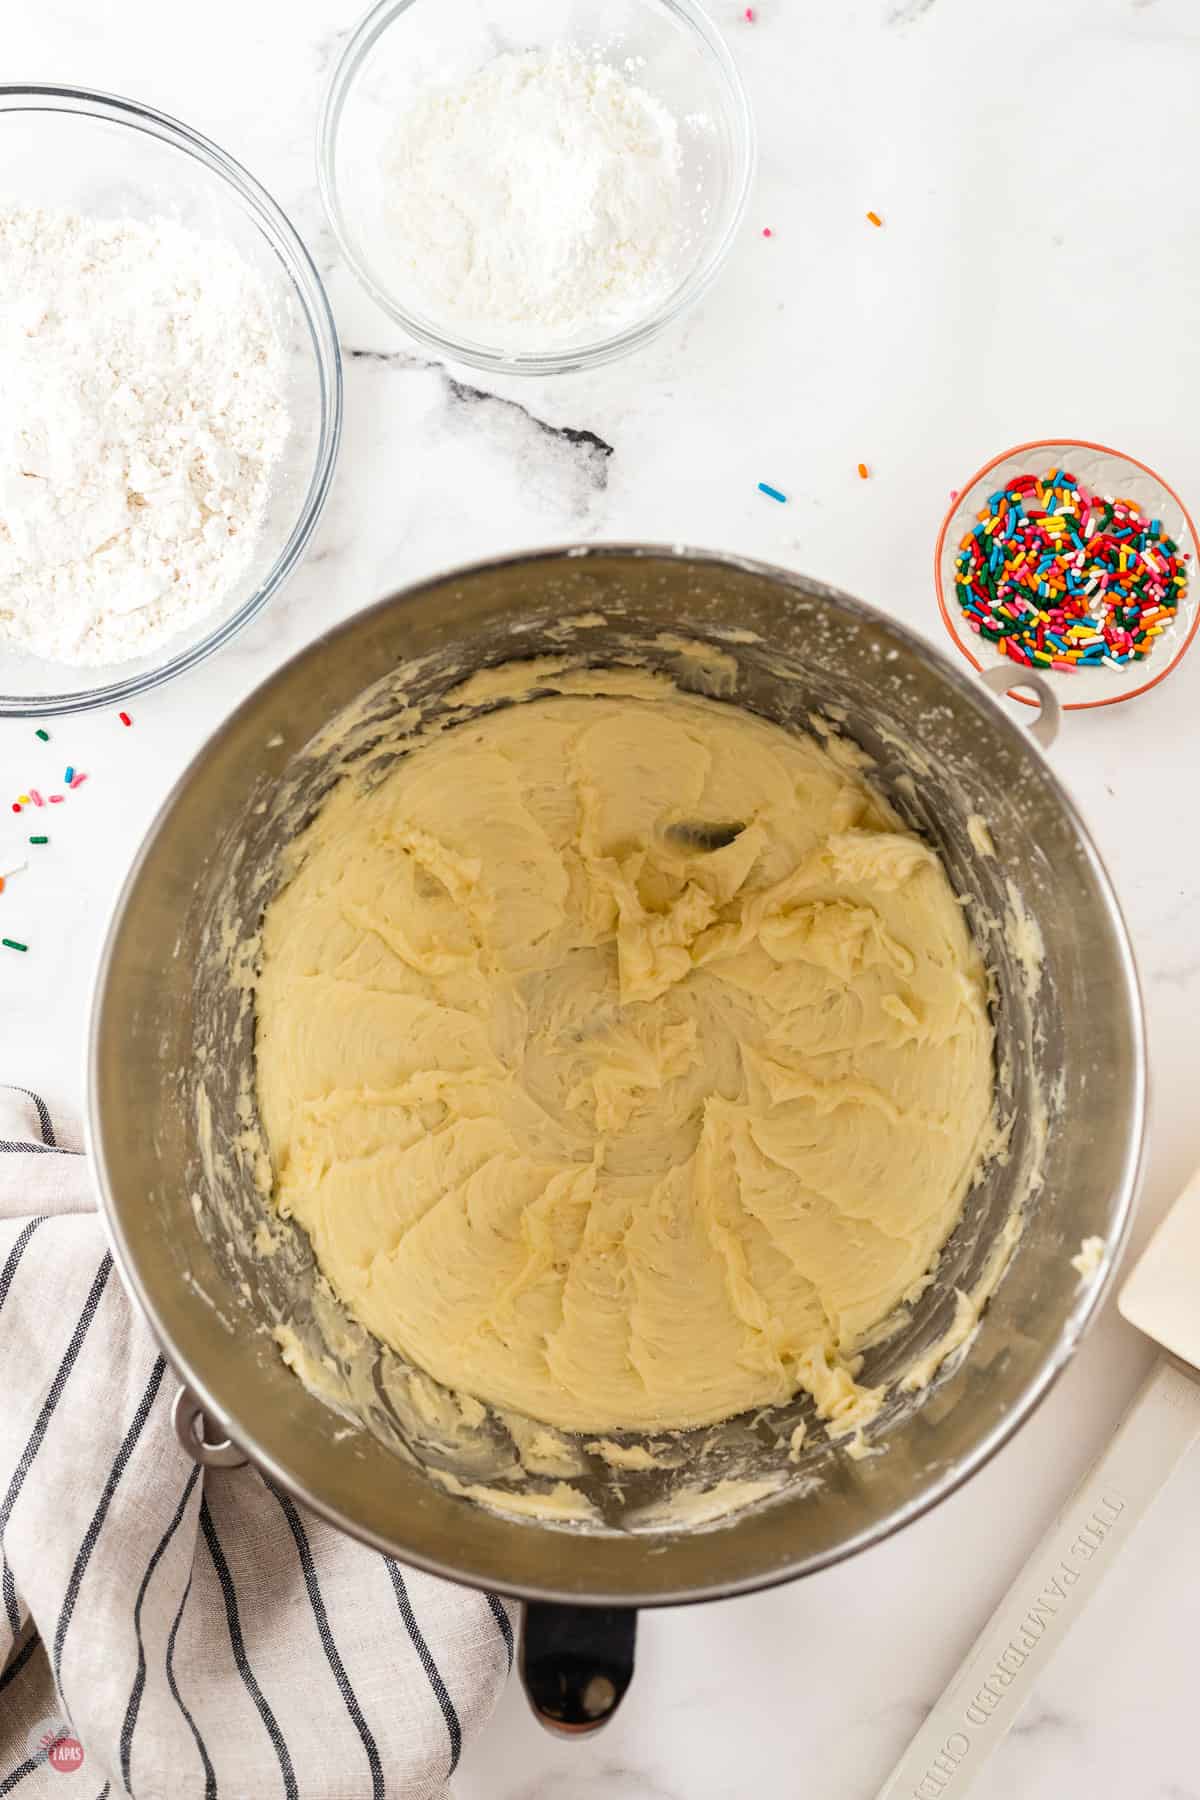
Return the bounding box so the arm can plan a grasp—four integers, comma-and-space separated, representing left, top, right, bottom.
254, 688, 995, 1439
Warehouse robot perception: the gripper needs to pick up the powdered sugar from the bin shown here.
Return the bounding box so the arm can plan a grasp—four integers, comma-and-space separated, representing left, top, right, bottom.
382, 46, 687, 346
0, 208, 290, 667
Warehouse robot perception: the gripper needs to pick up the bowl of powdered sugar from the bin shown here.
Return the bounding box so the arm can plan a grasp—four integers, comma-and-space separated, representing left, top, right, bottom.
0, 88, 342, 715
319, 0, 755, 374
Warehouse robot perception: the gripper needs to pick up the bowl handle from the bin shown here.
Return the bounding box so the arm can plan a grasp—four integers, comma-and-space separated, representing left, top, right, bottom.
975, 664, 1061, 751
519, 1602, 637, 1736
172, 1383, 248, 1469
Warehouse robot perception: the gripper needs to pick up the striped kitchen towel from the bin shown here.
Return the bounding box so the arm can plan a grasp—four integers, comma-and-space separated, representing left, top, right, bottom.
0, 1087, 515, 1800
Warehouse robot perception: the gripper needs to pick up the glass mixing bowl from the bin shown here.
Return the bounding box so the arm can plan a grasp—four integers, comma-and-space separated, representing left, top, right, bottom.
318, 0, 755, 375
0, 87, 343, 718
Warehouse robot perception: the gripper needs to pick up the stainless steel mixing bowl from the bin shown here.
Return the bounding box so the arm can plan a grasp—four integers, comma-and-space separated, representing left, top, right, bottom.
89, 547, 1145, 1729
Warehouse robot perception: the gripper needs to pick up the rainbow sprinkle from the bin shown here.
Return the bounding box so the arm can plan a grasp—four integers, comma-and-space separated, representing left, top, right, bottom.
9, 757, 89, 815
758, 481, 787, 503
2, 939, 27, 953
954, 469, 1189, 673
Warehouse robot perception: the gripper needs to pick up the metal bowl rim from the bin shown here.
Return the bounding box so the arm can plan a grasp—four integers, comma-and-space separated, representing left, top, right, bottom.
86, 541, 1148, 1606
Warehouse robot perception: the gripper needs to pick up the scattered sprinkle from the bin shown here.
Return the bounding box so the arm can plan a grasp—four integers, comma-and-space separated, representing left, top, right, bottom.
29, 836, 48, 845
64, 767, 74, 783
866, 211, 883, 228
28, 790, 43, 808
744, 6, 755, 18
949, 489, 959, 503
2, 938, 28, 953
10, 804, 20, 815
69, 772, 87, 790
35, 729, 49, 742
48, 794, 64, 805
758, 481, 787, 504
0, 877, 5, 895
953, 467, 1188, 674
857, 463, 870, 480
762, 227, 773, 238
119, 711, 132, 727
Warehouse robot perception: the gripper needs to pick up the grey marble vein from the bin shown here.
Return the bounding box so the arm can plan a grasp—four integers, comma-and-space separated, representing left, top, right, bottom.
887, 0, 937, 22
443, 377, 614, 485
1011, 1703, 1080, 1741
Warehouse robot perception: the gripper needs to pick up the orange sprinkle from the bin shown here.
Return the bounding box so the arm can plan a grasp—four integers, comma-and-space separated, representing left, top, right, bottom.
0, 876, 5, 895
857, 463, 870, 480
866, 211, 883, 228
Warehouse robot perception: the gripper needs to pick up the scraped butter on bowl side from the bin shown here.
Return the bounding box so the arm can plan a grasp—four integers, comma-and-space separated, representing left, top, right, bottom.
250, 668, 1001, 1519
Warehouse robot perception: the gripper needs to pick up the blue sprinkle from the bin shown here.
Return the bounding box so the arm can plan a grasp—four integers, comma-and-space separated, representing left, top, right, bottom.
64, 766, 74, 784
757, 481, 787, 504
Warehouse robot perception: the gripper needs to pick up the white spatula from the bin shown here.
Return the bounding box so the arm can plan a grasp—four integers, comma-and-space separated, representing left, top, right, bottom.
875, 1173, 1200, 1800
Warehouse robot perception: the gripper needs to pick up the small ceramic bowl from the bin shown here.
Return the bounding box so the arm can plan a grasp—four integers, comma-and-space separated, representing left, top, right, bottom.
935, 439, 1200, 710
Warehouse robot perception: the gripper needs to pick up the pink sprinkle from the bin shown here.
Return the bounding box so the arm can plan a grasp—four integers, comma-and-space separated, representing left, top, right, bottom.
949, 489, 959, 502
744, 6, 755, 17
762, 227, 773, 238
49, 794, 64, 804
29, 789, 44, 807
69, 772, 88, 789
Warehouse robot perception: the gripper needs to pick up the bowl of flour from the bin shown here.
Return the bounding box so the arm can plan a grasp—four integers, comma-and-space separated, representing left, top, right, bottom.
0, 88, 342, 715
319, 0, 755, 374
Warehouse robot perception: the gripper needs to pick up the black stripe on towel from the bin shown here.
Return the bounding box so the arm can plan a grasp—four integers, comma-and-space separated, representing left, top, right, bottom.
0, 1140, 66, 1156
119, 1463, 202, 1791
0, 1627, 40, 1693
385, 1558, 463, 1775
486, 1592, 514, 1671
0, 1755, 40, 1796
0, 1218, 47, 1315
200, 1496, 297, 1800
268, 1482, 384, 1800
53, 1356, 167, 1691
20, 1089, 55, 1147
96, 1786, 110, 1799
165, 1569, 217, 1800
0, 1253, 112, 1632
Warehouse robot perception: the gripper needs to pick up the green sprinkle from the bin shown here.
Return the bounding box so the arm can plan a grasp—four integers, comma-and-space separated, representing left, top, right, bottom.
2, 938, 27, 953
35, 728, 49, 742
28, 835, 48, 845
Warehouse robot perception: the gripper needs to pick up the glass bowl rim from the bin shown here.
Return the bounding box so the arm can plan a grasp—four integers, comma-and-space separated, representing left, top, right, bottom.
316, 0, 757, 377
0, 83, 344, 718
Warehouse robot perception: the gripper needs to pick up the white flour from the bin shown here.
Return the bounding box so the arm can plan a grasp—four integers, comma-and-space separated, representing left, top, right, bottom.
383, 46, 686, 345
0, 208, 290, 668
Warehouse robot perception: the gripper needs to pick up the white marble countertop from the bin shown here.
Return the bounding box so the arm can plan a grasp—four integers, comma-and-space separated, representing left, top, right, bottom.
5, 0, 1200, 1793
